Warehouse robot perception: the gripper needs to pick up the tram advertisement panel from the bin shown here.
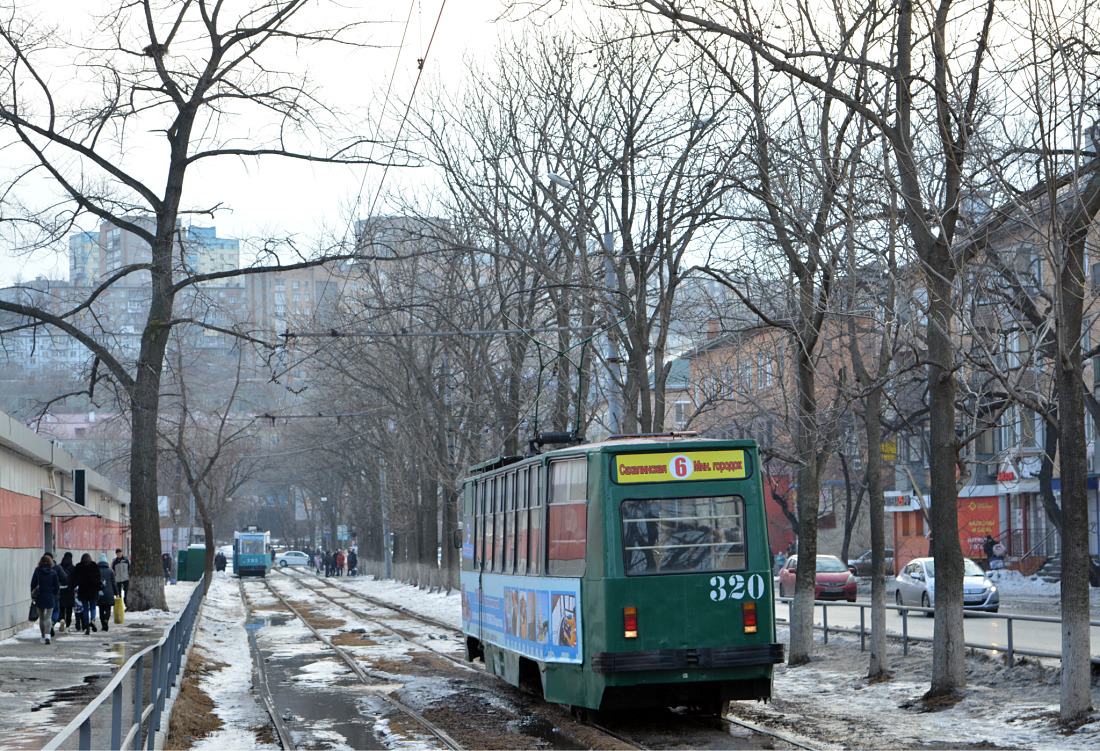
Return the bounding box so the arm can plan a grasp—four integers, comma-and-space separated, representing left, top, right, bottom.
615, 449, 750, 483
460, 572, 582, 663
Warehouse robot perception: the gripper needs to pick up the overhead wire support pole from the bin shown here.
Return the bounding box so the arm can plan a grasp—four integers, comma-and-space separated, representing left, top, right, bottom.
603, 230, 622, 435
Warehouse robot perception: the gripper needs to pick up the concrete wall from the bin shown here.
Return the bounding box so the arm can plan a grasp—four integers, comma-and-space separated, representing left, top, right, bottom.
0, 549, 42, 641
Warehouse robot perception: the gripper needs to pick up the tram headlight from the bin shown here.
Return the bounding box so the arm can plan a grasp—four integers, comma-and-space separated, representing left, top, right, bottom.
623, 606, 638, 639
742, 602, 758, 633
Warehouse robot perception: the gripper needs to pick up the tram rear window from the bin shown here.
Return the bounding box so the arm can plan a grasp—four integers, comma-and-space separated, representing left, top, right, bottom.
620, 496, 746, 575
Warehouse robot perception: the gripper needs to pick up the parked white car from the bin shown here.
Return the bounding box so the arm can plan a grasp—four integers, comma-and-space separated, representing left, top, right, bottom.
893, 557, 999, 615
274, 550, 309, 567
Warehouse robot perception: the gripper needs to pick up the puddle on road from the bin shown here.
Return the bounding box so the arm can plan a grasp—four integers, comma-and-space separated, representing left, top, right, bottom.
511, 715, 586, 749
246, 615, 289, 630
249, 616, 386, 749
31, 675, 101, 712
262, 651, 386, 749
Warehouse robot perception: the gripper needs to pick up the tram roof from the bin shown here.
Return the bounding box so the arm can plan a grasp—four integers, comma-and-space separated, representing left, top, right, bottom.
466, 434, 757, 475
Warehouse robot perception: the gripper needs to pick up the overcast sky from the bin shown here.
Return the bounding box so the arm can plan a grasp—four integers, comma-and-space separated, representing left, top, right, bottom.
0, 0, 512, 287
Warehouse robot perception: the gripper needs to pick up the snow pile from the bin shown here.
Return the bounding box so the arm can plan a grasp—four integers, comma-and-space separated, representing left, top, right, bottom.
742, 625, 1100, 750
987, 568, 1057, 595
188, 572, 279, 751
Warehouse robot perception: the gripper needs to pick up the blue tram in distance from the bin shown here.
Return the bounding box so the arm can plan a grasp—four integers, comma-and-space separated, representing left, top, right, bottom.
458, 434, 783, 715
233, 526, 272, 577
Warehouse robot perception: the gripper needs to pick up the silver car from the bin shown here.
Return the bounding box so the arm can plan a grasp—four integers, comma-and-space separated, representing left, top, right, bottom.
893, 557, 999, 615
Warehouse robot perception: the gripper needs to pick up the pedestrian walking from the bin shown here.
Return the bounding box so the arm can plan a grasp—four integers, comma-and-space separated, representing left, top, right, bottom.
73, 553, 102, 633
59, 552, 76, 632
30, 555, 61, 644
112, 549, 130, 606
44, 553, 66, 632
348, 550, 358, 577
324, 551, 333, 577
314, 552, 323, 573
336, 549, 346, 577
214, 551, 227, 572
162, 552, 172, 582
97, 554, 117, 632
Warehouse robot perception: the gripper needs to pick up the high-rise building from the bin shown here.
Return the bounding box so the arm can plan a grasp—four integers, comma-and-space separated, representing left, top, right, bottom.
68, 232, 99, 285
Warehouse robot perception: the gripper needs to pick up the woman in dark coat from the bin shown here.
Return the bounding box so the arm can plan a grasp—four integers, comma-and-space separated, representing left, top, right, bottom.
72, 553, 102, 633
96, 554, 117, 632
30, 555, 60, 644
58, 552, 76, 631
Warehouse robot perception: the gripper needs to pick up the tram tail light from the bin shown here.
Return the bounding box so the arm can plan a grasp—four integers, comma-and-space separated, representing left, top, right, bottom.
623, 606, 638, 638
742, 602, 758, 633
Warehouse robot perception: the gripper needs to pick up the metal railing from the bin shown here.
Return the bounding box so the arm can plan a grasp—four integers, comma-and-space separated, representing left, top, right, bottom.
777, 597, 1100, 666
43, 582, 206, 751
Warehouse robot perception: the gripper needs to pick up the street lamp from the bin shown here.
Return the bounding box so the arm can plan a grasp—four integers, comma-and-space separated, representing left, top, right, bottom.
542, 173, 623, 435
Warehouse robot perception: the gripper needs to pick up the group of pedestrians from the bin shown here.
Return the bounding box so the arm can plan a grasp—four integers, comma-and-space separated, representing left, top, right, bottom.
29, 549, 129, 644
315, 548, 357, 577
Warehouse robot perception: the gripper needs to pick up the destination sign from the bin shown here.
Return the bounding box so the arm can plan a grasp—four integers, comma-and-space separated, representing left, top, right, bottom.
614, 450, 750, 483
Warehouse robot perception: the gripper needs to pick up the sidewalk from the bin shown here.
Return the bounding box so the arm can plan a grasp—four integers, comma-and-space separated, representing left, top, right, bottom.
0, 582, 197, 750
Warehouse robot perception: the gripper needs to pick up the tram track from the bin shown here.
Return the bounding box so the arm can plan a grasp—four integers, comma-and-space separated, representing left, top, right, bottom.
274, 568, 817, 751
276, 568, 470, 666
239, 577, 297, 750
275, 568, 648, 750
242, 575, 463, 750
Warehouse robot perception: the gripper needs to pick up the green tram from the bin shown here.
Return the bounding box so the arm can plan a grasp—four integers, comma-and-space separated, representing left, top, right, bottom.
459, 435, 784, 714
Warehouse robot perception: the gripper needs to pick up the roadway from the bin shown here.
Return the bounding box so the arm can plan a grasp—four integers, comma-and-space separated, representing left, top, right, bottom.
774, 592, 1100, 662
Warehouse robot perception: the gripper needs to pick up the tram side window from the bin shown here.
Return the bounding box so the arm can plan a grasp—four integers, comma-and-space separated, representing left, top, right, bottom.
620, 495, 746, 575
528, 465, 544, 575
461, 486, 475, 570
476, 482, 486, 570
547, 458, 588, 577
517, 467, 529, 575
504, 471, 515, 573
485, 479, 496, 570
494, 475, 505, 572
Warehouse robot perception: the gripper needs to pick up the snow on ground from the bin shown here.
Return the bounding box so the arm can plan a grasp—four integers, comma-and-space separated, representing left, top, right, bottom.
188, 571, 279, 751
188, 570, 1100, 750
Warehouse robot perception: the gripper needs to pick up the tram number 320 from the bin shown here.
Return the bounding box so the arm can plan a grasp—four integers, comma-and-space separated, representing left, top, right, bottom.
709, 574, 767, 601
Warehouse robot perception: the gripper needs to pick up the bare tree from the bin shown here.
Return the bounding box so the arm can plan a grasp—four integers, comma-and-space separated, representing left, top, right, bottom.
631, 0, 998, 695
160, 343, 264, 592
0, 1, 390, 609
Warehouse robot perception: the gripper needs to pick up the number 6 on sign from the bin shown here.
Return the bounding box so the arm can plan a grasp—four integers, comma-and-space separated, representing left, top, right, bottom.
669, 454, 693, 479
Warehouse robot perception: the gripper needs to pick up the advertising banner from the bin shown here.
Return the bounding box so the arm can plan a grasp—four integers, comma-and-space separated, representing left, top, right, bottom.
461, 571, 582, 663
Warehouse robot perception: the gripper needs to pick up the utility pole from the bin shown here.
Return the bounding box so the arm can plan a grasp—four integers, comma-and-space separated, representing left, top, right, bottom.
604, 230, 622, 435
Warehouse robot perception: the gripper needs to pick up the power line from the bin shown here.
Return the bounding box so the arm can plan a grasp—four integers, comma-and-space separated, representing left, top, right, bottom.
280, 326, 601, 339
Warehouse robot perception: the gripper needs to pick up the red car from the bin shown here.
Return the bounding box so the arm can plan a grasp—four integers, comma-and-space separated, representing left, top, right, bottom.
777, 554, 858, 602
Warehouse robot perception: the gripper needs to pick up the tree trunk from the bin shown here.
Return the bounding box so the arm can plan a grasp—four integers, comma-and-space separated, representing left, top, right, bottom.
863, 387, 889, 678
789, 339, 820, 665
925, 271, 966, 695
127, 253, 174, 612
1057, 181, 1096, 723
